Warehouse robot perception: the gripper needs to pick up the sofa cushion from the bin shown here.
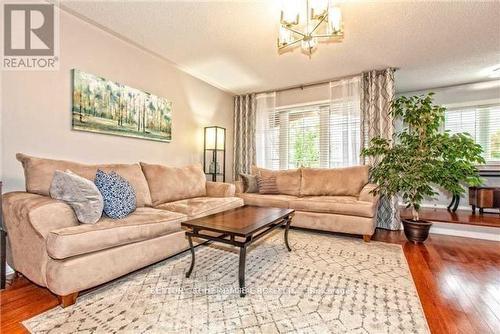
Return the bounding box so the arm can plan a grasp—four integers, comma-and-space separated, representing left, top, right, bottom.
155, 197, 244, 219
289, 196, 376, 218
140, 162, 206, 206
251, 166, 301, 196
300, 166, 369, 196
46, 208, 186, 260
206, 181, 236, 198
237, 193, 298, 208
16, 153, 152, 207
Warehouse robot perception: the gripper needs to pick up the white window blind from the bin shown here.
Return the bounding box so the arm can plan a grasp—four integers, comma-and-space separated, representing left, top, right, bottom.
285, 105, 324, 169
256, 77, 361, 170
444, 104, 500, 165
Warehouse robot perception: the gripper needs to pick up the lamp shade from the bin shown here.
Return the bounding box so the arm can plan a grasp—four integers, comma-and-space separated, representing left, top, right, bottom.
205, 126, 225, 150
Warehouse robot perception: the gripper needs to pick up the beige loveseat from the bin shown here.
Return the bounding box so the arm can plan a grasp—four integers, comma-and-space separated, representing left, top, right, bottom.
3, 154, 243, 307
236, 166, 379, 241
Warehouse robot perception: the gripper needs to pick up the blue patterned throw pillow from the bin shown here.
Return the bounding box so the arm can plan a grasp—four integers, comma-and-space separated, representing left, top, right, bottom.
94, 170, 136, 219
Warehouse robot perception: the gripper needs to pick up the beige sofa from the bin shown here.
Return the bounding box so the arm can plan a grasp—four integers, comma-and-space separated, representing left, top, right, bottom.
3, 154, 243, 307
236, 166, 379, 240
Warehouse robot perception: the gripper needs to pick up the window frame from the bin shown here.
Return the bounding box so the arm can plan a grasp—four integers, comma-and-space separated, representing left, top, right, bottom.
444, 98, 500, 170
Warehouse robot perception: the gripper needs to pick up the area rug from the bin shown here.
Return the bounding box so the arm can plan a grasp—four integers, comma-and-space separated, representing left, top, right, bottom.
24, 229, 429, 333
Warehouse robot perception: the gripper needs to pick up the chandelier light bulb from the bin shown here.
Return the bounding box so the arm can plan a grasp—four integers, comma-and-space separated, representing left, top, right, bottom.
301, 36, 318, 54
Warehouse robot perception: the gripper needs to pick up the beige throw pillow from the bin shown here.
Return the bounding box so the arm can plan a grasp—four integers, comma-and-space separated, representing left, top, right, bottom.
49, 170, 104, 224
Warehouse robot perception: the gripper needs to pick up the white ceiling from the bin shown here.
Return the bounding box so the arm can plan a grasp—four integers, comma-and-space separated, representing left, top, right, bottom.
61, 0, 500, 94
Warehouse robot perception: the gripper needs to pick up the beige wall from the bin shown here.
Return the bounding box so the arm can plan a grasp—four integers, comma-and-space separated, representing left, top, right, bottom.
1, 10, 234, 192
276, 83, 329, 108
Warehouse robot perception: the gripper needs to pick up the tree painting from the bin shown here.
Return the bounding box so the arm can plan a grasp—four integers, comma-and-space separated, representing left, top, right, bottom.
72, 69, 172, 142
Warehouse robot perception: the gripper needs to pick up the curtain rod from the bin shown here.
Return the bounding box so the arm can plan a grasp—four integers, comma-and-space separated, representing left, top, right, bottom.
253, 68, 398, 96
397, 78, 500, 95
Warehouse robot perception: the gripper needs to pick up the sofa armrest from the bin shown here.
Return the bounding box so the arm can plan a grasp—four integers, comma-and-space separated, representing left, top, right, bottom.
3, 192, 78, 238
206, 181, 236, 198
359, 183, 379, 203
2, 192, 79, 287
234, 180, 244, 194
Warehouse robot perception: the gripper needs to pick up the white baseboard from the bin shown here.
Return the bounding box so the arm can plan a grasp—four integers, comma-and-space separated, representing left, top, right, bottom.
420, 203, 471, 211
430, 222, 500, 241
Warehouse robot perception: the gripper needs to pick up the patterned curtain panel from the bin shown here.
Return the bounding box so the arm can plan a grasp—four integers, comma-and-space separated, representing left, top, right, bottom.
233, 94, 257, 180
360, 68, 401, 230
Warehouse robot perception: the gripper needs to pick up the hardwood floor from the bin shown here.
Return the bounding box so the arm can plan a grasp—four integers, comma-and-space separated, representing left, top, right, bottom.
400, 207, 500, 228
374, 229, 500, 334
1, 275, 59, 333
1, 229, 499, 334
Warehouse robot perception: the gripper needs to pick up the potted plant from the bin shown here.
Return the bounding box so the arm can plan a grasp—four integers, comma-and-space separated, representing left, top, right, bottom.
361, 93, 484, 243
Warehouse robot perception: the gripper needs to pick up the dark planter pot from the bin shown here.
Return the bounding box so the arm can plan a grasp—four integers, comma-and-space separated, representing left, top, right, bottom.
402, 219, 432, 244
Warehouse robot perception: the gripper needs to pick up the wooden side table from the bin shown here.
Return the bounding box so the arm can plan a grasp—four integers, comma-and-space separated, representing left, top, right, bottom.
469, 186, 500, 214
0, 181, 6, 289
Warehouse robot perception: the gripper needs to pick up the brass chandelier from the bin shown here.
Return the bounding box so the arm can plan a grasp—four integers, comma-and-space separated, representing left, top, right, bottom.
278, 0, 343, 56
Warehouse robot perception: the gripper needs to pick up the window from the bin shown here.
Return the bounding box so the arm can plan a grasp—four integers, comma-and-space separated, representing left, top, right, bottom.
256, 84, 361, 170
444, 103, 500, 165
256, 77, 361, 170
282, 104, 323, 169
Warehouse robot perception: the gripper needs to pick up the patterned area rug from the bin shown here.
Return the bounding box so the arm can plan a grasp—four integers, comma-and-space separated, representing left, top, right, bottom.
24, 230, 429, 333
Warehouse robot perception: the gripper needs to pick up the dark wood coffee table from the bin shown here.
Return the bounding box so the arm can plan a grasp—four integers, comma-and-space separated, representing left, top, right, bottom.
181, 205, 294, 297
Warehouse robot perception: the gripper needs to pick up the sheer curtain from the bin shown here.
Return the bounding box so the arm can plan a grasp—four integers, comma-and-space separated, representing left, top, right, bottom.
255, 92, 277, 169
329, 77, 361, 168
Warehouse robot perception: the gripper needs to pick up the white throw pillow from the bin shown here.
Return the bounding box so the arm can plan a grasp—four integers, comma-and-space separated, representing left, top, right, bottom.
49, 169, 104, 224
